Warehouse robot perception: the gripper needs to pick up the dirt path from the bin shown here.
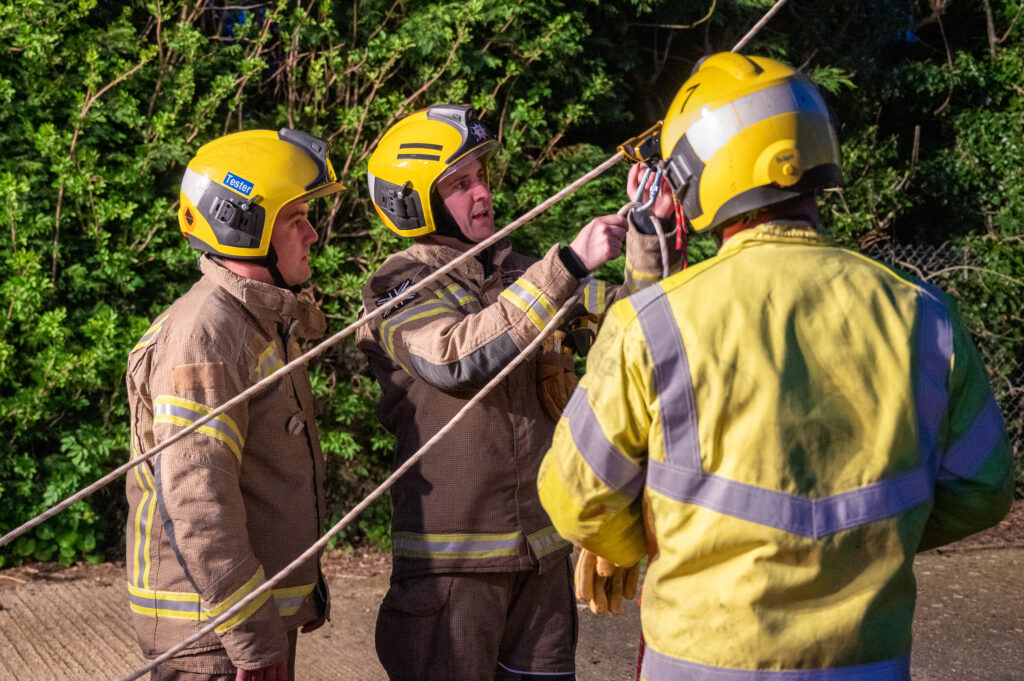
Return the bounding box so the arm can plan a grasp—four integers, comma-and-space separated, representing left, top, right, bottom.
2, 504, 1022, 680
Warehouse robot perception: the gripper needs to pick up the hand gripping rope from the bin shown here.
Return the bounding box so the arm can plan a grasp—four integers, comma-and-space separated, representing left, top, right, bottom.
118, 200, 641, 681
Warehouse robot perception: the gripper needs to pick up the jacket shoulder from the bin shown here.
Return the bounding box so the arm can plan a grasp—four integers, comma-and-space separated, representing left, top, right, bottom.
362, 249, 435, 300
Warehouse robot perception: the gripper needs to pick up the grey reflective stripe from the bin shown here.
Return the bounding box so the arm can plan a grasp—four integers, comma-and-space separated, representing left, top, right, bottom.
380, 300, 455, 351
133, 466, 154, 588
633, 285, 701, 471
938, 396, 1004, 480
647, 460, 932, 539
686, 79, 830, 162
128, 591, 203, 615
527, 526, 570, 558
153, 400, 244, 455
915, 283, 953, 475
506, 281, 554, 327
392, 533, 521, 557
496, 661, 574, 680
153, 453, 201, 592
409, 331, 521, 392
636, 280, 943, 538
274, 593, 309, 613
641, 648, 910, 681
564, 388, 644, 496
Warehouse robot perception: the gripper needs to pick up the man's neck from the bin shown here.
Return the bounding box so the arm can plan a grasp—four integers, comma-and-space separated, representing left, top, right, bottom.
215, 256, 274, 285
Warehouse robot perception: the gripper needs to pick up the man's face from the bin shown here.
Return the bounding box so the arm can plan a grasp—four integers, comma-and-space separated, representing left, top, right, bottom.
435, 156, 494, 242
270, 200, 318, 286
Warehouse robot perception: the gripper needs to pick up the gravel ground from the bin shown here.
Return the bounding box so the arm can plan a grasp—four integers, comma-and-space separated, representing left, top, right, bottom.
1, 502, 1021, 680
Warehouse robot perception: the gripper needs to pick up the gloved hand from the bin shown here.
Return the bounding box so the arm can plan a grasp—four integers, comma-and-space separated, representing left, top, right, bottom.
574, 548, 640, 615
537, 332, 578, 421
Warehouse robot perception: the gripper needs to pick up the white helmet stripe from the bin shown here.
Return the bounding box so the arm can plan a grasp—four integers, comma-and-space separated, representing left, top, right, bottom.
180, 167, 212, 206
685, 78, 830, 162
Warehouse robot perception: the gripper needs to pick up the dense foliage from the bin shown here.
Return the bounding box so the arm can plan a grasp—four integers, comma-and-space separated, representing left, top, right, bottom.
1, 0, 1020, 566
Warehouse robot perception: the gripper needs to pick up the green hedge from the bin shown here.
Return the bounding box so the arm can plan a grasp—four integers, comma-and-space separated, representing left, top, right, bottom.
1, 0, 1021, 566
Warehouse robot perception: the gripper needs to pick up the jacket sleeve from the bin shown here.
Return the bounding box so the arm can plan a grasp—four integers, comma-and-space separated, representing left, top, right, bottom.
538, 301, 651, 566
575, 226, 684, 320
362, 243, 582, 396
151, 337, 288, 668
918, 304, 1014, 552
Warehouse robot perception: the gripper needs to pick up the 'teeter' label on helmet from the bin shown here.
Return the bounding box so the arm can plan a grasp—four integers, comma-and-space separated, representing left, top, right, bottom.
223, 172, 254, 196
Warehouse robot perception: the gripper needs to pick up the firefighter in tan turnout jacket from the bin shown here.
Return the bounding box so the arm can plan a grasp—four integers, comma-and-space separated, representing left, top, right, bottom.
125, 129, 343, 681
357, 105, 681, 680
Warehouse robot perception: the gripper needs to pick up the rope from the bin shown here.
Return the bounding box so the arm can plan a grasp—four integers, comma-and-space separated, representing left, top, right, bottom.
0, 150, 625, 550
118, 270, 596, 681
3, 0, 790, 551
731, 0, 789, 53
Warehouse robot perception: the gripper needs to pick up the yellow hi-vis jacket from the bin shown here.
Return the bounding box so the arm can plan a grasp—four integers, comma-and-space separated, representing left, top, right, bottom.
125, 256, 328, 672
539, 224, 1013, 681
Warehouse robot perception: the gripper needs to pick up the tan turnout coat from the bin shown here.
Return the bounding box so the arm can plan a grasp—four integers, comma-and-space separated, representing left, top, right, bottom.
125, 256, 328, 672
358, 231, 680, 581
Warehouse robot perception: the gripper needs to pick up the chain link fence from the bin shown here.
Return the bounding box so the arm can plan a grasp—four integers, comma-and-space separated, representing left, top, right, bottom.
862, 241, 1023, 469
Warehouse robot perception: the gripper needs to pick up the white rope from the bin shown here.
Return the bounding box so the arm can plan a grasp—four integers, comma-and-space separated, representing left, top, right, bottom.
0, 151, 625, 550
117, 270, 596, 681
731, 0, 789, 53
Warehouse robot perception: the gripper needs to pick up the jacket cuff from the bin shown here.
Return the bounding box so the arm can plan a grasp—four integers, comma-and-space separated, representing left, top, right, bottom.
558, 245, 590, 278
205, 558, 290, 669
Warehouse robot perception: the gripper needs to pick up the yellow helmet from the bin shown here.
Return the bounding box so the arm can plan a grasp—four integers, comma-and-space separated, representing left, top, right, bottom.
660, 53, 841, 233
179, 129, 344, 258
367, 104, 498, 238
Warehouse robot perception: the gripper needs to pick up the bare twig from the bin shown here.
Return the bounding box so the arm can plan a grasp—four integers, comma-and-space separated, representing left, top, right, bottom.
631, 0, 717, 30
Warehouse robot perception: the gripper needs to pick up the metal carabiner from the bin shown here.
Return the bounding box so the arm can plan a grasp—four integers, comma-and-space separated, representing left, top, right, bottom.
632, 164, 665, 213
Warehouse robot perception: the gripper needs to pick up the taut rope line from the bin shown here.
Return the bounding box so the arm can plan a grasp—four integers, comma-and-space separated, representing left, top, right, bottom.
0, 151, 625, 550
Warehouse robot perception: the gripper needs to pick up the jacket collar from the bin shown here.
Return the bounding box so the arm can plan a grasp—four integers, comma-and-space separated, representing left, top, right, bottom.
407, 238, 513, 279
717, 221, 831, 257
199, 255, 326, 339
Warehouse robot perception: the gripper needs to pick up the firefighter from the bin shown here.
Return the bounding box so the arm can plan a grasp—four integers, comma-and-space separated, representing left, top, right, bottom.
538, 53, 1014, 681
356, 104, 680, 680
125, 129, 343, 681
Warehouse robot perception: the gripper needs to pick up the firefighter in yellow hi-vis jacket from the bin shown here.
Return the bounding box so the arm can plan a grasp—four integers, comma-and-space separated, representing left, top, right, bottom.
539, 53, 1013, 681
356, 104, 680, 680
125, 130, 343, 681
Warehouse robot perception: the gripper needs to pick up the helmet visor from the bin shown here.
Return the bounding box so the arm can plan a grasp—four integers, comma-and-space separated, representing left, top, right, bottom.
435, 140, 499, 187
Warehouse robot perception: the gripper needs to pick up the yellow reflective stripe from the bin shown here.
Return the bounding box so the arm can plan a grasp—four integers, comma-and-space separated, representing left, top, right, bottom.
255, 341, 285, 379
132, 314, 168, 352
501, 278, 557, 332
434, 284, 474, 308
527, 525, 571, 558
392, 531, 521, 560
582, 280, 607, 316
204, 567, 265, 617
625, 260, 661, 291
206, 567, 270, 633
512, 278, 557, 318
126, 582, 312, 620
381, 302, 455, 359
273, 583, 315, 617
153, 395, 244, 461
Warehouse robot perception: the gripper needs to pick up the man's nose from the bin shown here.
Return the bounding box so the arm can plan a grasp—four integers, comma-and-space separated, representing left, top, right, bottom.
471, 180, 491, 202
303, 219, 319, 244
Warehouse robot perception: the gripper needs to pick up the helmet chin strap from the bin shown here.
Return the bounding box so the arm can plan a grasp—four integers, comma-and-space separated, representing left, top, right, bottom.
261, 244, 301, 293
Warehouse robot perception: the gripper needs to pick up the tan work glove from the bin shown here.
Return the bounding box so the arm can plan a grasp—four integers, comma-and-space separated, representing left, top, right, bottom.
574, 548, 640, 615
537, 332, 578, 421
